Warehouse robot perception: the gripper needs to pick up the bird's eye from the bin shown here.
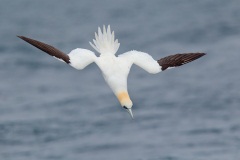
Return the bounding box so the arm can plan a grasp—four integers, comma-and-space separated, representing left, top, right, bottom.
123, 106, 128, 109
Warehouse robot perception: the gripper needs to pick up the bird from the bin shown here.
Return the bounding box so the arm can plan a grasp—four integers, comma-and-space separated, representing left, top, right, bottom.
18, 25, 206, 119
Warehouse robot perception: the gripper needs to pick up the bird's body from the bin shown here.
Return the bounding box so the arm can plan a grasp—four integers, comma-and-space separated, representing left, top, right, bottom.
97, 53, 132, 108
18, 25, 206, 118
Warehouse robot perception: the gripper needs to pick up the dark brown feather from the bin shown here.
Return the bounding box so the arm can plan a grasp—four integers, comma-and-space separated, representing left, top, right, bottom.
157, 53, 206, 71
17, 36, 70, 64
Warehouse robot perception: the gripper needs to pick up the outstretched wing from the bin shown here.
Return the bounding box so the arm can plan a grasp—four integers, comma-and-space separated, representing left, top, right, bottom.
119, 50, 162, 74
17, 36, 97, 70
119, 51, 206, 74
17, 36, 71, 64
158, 53, 206, 71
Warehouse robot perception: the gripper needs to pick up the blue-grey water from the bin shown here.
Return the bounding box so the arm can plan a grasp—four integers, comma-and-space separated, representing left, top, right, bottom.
1, 0, 240, 159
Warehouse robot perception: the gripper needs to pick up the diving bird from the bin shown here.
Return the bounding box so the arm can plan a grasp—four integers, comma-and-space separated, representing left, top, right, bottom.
18, 25, 206, 119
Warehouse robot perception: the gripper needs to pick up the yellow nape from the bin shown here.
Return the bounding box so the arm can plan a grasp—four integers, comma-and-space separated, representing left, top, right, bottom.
117, 91, 132, 106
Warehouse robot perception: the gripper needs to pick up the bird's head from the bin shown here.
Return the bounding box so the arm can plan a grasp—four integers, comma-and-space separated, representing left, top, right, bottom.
117, 92, 134, 119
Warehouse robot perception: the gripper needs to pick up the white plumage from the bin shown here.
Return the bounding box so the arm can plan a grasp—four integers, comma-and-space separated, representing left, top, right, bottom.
89, 25, 120, 54
18, 25, 206, 119
68, 26, 161, 118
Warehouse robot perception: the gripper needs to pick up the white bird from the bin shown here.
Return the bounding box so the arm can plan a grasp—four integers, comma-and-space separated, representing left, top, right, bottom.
18, 25, 206, 119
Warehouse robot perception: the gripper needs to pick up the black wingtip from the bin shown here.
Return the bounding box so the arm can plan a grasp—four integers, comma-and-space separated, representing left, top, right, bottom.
17, 35, 23, 38
200, 52, 207, 56
198, 52, 207, 59
194, 52, 207, 58
17, 35, 28, 41
158, 52, 207, 71
17, 35, 70, 64
17, 35, 27, 41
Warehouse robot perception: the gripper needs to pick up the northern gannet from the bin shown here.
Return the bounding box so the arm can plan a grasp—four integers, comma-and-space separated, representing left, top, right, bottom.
18, 25, 206, 119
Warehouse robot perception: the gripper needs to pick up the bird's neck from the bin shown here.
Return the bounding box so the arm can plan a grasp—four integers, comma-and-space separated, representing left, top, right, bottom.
117, 91, 133, 108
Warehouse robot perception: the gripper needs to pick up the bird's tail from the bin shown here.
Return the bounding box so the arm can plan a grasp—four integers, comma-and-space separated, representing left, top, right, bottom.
89, 25, 120, 55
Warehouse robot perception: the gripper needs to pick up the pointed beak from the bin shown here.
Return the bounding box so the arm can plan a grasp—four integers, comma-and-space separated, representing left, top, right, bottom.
126, 108, 134, 119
